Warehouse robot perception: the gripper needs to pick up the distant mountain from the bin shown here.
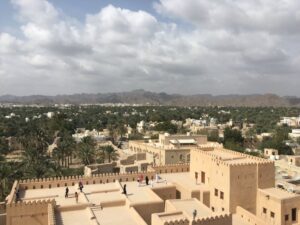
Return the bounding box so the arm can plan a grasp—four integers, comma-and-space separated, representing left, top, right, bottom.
0, 90, 299, 107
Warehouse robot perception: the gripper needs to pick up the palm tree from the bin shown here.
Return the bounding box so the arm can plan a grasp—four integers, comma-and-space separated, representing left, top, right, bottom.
76, 136, 96, 165
101, 145, 119, 163
54, 134, 76, 167
0, 155, 8, 199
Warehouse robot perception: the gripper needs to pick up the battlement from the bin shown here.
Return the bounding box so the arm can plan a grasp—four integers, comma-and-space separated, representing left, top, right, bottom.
17, 164, 189, 190
151, 163, 190, 173
192, 147, 274, 167
191, 213, 232, 225
7, 199, 55, 207
48, 203, 56, 225
162, 218, 189, 225
157, 213, 231, 225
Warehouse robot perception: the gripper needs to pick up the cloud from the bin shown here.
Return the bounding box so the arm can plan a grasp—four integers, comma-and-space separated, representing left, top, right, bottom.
0, 0, 300, 95
155, 0, 300, 34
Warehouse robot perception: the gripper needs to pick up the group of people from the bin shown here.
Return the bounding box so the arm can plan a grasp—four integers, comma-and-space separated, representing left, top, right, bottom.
63, 175, 167, 202
137, 174, 151, 186
64, 181, 84, 203
136, 173, 166, 187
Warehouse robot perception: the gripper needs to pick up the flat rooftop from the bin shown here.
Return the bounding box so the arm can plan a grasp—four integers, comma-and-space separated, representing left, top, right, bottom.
56, 208, 95, 225
167, 198, 214, 218
160, 172, 209, 191
154, 211, 188, 222
121, 181, 172, 204
92, 205, 141, 225
259, 188, 299, 200
203, 149, 262, 164
20, 182, 121, 206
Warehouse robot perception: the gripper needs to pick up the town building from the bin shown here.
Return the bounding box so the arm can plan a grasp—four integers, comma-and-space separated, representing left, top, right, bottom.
128, 133, 210, 165
279, 117, 300, 127
3, 142, 300, 225
289, 129, 300, 140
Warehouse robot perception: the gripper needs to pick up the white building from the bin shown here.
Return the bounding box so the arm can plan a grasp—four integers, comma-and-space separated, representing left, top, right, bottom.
289, 129, 300, 140
46, 112, 55, 119
279, 116, 300, 127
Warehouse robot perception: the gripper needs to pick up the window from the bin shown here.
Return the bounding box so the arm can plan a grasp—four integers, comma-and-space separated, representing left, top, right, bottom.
271, 212, 275, 218
212, 207, 215, 212
285, 214, 289, 221
215, 189, 218, 196
201, 171, 205, 184
220, 191, 224, 199
222, 208, 225, 212
292, 208, 297, 221
179, 154, 183, 161
263, 208, 267, 214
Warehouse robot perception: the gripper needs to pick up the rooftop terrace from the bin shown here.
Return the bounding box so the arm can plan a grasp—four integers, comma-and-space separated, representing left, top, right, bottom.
258, 187, 300, 200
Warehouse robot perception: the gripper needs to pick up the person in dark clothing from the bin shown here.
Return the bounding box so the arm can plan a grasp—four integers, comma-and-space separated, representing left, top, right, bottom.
145, 176, 149, 185
122, 184, 127, 195
79, 185, 83, 192
65, 187, 69, 198
15, 188, 20, 203
75, 192, 78, 203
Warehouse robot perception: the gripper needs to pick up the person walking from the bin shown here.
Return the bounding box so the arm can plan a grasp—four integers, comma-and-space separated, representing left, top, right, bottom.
122, 184, 127, 195
79, 184, 83, 192
75, 192, 78, 203
65, 187, 69, 198
79, 181, 84, 192
145, 176, 149, 185
193, 209, 197, 221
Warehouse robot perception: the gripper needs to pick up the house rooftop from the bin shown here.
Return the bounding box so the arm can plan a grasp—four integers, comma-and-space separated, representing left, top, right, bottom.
258, 188, 300, 200
196, 148, 270, 165
167, 198, 214, 218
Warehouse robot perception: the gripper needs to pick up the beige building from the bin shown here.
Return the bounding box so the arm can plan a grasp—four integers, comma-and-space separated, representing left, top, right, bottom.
287, 156, 300, 167
3, 141, 300, 225
264, 148, 279, 159
129, 133, 209, 165
190, 147, 275, 214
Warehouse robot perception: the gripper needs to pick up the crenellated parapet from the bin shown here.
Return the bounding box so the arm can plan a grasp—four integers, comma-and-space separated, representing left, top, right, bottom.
7, 199, 55, 208
17, 164, 189, 190
162, 218, 189, 225
6, 199, 55, 225
18, 171, 154, 190
151, 163, 190, 173
191, 147, 274, 168
48, 203, 56, 225
191, 213, 232, 225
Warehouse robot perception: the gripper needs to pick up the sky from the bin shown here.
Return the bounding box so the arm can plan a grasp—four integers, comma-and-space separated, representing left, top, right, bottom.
1, 0, 300, 96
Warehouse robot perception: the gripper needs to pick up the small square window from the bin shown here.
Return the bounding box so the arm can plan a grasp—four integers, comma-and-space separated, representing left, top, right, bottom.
285, 214, 289, 221
263, 208, 267, 214
271, 212, 275, 218
215, 189, 218, 196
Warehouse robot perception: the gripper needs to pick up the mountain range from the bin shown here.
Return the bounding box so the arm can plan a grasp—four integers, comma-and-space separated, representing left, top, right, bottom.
0, 90, 299, 107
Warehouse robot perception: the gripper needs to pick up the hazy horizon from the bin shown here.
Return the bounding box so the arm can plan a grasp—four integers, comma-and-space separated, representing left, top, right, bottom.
1, 0, 300, 96
0, 89, 299, 98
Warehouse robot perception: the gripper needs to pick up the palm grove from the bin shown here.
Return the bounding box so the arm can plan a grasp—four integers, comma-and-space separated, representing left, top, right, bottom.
1, 105, 300, 201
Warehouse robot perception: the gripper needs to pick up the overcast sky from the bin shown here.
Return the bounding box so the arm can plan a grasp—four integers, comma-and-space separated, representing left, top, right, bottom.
0, 0, 300, 96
